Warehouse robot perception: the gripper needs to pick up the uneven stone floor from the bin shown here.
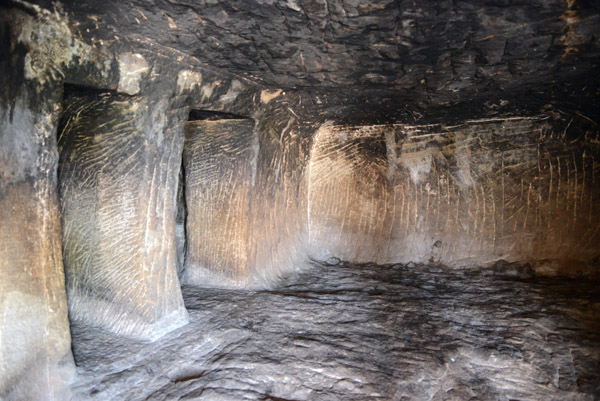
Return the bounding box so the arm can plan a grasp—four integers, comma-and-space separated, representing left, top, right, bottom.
70, 263, 600, 400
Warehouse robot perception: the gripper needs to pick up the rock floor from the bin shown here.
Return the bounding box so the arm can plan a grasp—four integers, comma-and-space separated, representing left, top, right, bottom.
70, 263, 600, 400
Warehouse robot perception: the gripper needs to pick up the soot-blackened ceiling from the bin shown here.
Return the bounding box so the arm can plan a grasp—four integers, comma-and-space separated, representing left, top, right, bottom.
26, 0, 600, 120
59, 1, 599, 86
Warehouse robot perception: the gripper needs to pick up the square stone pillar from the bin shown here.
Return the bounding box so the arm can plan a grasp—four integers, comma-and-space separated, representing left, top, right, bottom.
0, 91, 75, 399
58, 92, 188, 340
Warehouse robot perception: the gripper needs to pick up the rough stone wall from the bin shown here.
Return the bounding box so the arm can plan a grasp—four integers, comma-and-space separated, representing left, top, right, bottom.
308, 115, 600, 275
0, 92, 75, 401
182, 119, 256, 287
0, 7, 79, 400
0, 1, 598, 397
58, 92, 189, 340
246, 94, 319, 287
181, 94, 318, 288
308, 122, 392, 263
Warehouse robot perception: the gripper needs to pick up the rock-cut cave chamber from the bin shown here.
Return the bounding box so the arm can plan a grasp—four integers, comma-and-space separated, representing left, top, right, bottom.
1, 0, 599, 400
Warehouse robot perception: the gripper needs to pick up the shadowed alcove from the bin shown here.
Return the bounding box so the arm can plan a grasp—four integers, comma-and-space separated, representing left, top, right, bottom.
181, 109, 256, 287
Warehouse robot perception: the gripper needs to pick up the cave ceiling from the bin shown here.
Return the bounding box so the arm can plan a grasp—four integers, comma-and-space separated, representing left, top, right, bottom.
43, 0, 600, 118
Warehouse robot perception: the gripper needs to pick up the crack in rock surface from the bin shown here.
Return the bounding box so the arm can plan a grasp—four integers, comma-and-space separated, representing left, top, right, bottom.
70, 263, 600, 400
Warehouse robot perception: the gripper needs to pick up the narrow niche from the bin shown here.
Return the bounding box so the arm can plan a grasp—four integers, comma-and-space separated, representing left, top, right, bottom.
175, 109, 252, 279
178, 109, 257, 287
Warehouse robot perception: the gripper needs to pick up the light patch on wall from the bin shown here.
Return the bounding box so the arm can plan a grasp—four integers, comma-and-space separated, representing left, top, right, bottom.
99, 57, 113, 80
0, 97, 36, 184
399, 150, 433, 185
200, 81, 221, 101
117, 53, 150, 95
14, 6, 92, 85
284, 0, 302, 12
560, 2, 585, 59
218, 80, 243, 104
145, 98, 168, 148
176, 70, 202, 94
455, 146, 474, 188
0, 291, 45, 389
260, 89, 282, 104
